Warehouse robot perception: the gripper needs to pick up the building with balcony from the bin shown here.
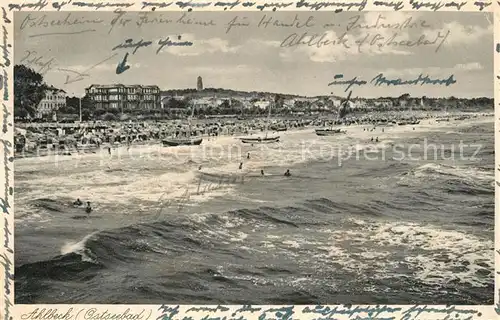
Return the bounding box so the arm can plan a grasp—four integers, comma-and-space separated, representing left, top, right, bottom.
85, 84, 161, 111
36, 87, 66, 119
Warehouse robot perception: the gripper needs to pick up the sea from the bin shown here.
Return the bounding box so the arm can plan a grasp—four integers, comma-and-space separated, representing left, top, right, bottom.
14, 117, 494, 304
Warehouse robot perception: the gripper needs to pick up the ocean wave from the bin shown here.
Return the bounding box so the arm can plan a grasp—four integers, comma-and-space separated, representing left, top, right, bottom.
31, 198, 67, 212
442, 180, 493, 196
399, 163, 493, 195
16, 196, 383, 273
315, 221, 494, 288
15, 194, 494, 304
15, 252, 104, 281
412, 163, 492, 180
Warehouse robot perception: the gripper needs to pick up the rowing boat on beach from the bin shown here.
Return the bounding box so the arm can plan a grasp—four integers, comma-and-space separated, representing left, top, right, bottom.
315, 91, 351, 136
315, 128, 346, 136
240, 136, 280, 144
162, 101, 203, 147
397, 120, 420, 126
162, 138, 203, 146
240, 96, 280, 144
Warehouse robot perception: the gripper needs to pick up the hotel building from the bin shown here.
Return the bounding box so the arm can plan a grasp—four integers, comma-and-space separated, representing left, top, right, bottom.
36, 87, 66, 119
85, 84, 161, 111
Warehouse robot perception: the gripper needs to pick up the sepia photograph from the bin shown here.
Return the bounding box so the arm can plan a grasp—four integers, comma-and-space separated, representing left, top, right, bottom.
12, 10, 494, 305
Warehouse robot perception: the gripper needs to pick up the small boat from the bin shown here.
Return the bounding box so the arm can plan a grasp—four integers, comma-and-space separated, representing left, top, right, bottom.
162, 138, 203, 147
398, 120, 420, 126
240, 97, 279, 144
162, 102, 203, 147
270, 124, 287, 132
240, 136, 280, 144
315, 91, 351, 136
315, 128, 346, 136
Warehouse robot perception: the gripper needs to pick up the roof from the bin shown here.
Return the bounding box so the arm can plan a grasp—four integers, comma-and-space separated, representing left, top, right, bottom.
86, 84, 160, 90
46, 86, 66, 93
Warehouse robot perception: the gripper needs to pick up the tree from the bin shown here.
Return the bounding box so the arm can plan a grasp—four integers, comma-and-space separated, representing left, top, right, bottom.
164, 98, 189, 110
14, 65, 47, 120
60, 97, 78, 114
102, 112, 117, 121
64, 95, 93, 113
220, 100, 230, 110
274, 94, 284, 111
230, 98, 244, 114
94, 108, 107, 117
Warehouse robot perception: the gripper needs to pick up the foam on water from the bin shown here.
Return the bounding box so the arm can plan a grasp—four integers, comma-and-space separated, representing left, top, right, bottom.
315, 221, 494, 287
15, 211, 45, 223
412, 163, 493, 181
60, 232, 98, 262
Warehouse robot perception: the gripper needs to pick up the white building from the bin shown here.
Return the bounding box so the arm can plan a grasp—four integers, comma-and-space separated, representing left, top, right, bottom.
284, 99, 295, 108
192, 97, 231, 109
36, 87, 66, 119
192, 97, 215, 109
254, 100, 270, 109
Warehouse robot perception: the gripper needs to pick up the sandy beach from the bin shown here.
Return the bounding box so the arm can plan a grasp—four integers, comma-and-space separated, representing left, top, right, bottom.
14, 113, 493, 173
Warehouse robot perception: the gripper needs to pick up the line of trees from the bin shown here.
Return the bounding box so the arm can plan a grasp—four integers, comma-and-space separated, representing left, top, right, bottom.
14, 64, 493, 122
14, 65, 47, 120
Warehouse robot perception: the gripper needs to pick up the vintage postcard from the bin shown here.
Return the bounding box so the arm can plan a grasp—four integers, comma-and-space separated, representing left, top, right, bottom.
0, 1, 498, 320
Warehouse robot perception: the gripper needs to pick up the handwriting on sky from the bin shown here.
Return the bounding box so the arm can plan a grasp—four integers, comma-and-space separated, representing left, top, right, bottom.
17, 10, 458, 76
227, 13, 449, 54
330, 73, 457, 92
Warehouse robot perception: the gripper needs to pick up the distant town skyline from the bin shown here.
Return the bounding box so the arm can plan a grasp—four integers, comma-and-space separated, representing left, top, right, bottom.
14, 11, 493, 98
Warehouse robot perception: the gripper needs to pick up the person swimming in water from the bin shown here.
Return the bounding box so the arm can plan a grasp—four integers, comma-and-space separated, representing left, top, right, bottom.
376, 137, 379, 142
247, 153, 250, 159
85, 201, 92, 215
284, 169, 291, 177
260, 169, 264, 176
198, 165, 202, 170
370, 137, 374, 142
239, 162, 243, 170
73, 198, 82, 206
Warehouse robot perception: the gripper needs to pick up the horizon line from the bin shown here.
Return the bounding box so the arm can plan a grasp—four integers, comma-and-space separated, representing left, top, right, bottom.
76, 84, 493, 100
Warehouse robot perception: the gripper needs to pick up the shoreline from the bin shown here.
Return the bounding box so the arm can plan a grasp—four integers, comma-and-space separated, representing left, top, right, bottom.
13, 113, 494, 163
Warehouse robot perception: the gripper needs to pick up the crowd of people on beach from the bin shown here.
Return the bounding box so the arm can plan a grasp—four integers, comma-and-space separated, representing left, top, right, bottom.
13, 111, 488, 159
15, 118, 306, 157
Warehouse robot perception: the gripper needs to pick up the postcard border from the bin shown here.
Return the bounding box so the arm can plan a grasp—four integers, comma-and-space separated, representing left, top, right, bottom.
0, 1, 498, 320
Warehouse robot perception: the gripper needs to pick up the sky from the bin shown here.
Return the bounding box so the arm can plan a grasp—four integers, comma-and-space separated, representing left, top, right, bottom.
13, 10, 493, 98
